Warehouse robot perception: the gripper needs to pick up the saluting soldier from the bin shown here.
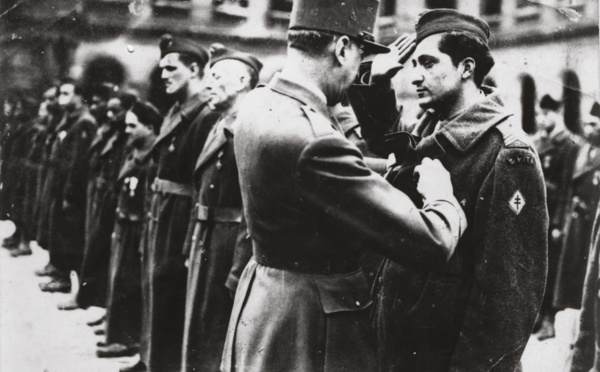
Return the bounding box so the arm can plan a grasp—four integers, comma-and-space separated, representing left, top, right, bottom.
221, 1, 468, 371
349, 10, 548, 371
100, 100, 161, 358
124, 35, 221, 372
181, 46, 260, 372
39, 79, 97, 293
532, 94, 584, 339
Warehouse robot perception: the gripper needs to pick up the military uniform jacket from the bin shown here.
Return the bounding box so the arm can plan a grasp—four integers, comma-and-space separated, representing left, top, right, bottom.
553, 142, 600, 309
350, 83, 548, 372
570, 204, 600, 372
221, 74, 467, 372
140, 93, 220, 372
47, 108, 96, 209
181, 110, 252, 372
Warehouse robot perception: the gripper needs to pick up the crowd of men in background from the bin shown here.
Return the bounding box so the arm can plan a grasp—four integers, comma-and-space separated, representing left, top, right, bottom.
1, 37, 262, 372
1, 2, 600, 372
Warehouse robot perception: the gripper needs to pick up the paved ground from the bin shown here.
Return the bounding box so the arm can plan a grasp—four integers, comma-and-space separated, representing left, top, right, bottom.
0, 220, 583, 371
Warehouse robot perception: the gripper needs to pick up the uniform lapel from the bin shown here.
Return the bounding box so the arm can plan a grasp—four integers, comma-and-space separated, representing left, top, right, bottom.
194, 124, 228, 172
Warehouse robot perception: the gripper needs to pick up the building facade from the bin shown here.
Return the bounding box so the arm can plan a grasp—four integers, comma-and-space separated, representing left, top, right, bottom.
1, 0, 598, 128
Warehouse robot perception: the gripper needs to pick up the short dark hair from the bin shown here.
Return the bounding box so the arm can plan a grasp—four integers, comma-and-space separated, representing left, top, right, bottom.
287, 29, 337, 57
60, 78, 82, 96
177, 53, 207, 79
539, 94, 561, 112
437, 31, 495, 87
243, 64, 260, 89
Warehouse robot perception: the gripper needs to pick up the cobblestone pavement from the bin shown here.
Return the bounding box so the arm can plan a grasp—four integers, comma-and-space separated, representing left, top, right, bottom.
0, 221, 581, 371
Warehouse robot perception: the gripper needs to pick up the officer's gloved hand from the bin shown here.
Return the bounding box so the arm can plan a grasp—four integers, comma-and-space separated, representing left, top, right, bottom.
413, 157, 454, 203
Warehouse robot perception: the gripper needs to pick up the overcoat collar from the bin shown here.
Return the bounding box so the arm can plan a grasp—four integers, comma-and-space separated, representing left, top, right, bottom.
153, 90, 209, 147
194, 109, 236, 172
432, 88, 513, 153
117, 133, 156, 182
55, 107, 87, 133
268, 74, 330, 120
100, 127, 126, 157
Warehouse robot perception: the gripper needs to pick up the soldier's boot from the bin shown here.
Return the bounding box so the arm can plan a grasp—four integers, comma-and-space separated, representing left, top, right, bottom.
535, 315, 556, 341
120, 361, 147, 372
96, 343, 139, 358
10, 240, 32, 257
2, 226, 20, 249
35, 262, 62, 277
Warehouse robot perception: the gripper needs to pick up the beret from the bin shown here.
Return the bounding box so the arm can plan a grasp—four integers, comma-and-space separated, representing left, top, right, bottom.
289, 0, 389, 55
131, 101, 163, 133
159, 34, 209, 66
210, 44, 263, 76
416, 9, 490, 45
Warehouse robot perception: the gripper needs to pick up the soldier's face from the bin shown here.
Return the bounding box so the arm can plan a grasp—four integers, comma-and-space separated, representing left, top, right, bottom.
106, 98, 124, 123
536, 109, 559, 132
584, 116, 600, 145
410, 34, 463, 111
125, 111, 153, 143
207, 60, 248, 110
43, 88, 60, 115
58, 84, 76, 108
159, 53, 193, 96
90, 95, 108, 121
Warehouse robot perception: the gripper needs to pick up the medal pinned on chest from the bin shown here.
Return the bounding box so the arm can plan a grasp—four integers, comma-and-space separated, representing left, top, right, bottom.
168, 137, 176, 153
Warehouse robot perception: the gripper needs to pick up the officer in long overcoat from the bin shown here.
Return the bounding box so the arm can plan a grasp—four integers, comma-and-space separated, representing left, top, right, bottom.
102, 101, 161, 358
40, 80, 97, 293
181, 46, 260, 372
130, 35, 221, 372
532, 94, 584, 338
570, 204, 600, 372
553, 141, 600, 310
348, 10, 548, 371
221, 2, 468, 371
77, 95, 131, 309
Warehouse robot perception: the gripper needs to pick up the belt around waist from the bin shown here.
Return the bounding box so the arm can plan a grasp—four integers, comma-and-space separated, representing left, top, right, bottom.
195, 205, 242, 223
152, 178, 193, 197
253, 243, 361, 275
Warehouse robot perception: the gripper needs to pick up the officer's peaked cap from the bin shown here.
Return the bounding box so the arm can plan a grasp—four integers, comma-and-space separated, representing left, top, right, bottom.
289, 0, 389, 55
159, 34, 209, 66
416, 9, 490, 46
210, 44, 263, 76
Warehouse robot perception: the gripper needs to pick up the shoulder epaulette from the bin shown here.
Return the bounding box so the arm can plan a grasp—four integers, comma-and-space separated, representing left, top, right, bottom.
495, 120, 531, 149
300, 105, 335, 138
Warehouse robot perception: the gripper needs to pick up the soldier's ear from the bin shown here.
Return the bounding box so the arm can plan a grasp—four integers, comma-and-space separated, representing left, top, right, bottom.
333, 35, 352, 67
460, 57, 476, 80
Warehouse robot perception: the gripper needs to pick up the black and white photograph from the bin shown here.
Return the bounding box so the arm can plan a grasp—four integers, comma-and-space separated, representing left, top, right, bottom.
0, 0, 598, 371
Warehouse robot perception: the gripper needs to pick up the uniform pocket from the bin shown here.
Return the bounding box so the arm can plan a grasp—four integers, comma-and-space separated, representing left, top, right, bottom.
315, 270, 373, 314
315, 270, 377, 371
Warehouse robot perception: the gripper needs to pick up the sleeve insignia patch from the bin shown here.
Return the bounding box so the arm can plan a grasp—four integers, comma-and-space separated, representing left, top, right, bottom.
509, 190, 526, 215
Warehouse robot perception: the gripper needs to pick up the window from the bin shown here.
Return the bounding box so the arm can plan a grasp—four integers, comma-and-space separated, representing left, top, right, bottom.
519, 74, 537, 134
481, 0, 502, 16
379, 0, 396, 16
425, 0, 457, 9
212, 0, 249, 18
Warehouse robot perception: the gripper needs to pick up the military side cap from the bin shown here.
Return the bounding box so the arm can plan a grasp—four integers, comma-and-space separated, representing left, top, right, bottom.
590, 101, 600, 118
210, 44, 263, 76
416, 9, 490, 45
159, 34, 209, 66
540, 94, 561, 111
289, 0, 389, 55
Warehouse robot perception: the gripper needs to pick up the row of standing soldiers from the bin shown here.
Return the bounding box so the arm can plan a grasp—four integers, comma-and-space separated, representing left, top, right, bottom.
0, 39, 265, 372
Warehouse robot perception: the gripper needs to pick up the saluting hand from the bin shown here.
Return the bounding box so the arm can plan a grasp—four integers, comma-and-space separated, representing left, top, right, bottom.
413, 157, 454, 202
371, 33, 416, 83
